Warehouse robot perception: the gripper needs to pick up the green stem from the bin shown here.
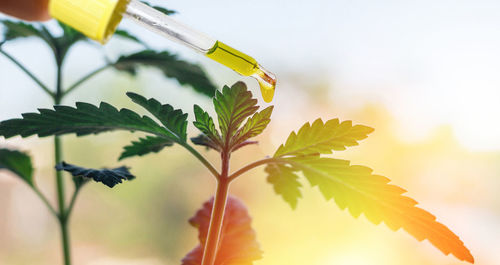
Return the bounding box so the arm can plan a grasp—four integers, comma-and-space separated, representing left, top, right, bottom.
64, 64, 110, 96
181, 143, 220, 179
55, 135, 71, 265
59, 218, 71, 265
0, 48, 54, 98
65, 189, 80, 220
228, 157, 287, 181
201, 151, 231, 265
33, 187, 58, 217
54, 60, 72, 265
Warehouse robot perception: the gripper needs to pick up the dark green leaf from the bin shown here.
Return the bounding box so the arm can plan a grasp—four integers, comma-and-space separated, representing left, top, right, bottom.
274, 118, 374, 158
182, 196, 262, 265
1, 20, 56, 52
265, 163, 301, 209
0, 101, 170, 139
141, 1, 176, 15
57, 22, 86, 44
193, 104, 221, 149
0, 148, 34, 186
126, 92, 188, 141
114, 29, 146, 46
0, 20, 86, 62
119, 136, 174, 160
114, 50, 216, 97
55, 162, 135, 188
190, 134, 221, 151
232, 106, 273, 150
213, 82, 259, 142
73, 175, 90, 190
2, 20, 47, 42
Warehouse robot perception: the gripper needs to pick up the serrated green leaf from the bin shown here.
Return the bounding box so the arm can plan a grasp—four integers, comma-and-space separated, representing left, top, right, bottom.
126, 92, 188, 141
193, 104, 221, 148
213, 82, 259, 142
0, 148, 34, 186
119, 136, 174, 160
141, 1, 176, 15
55, 162, 135, 188
0, 20, 87, 64
2, 20, 48, 42
114, 50, 216, 97
279, 156, 473, 263
265, 163, 301, 209
274, 118, 374, 157
1, 20, 57, 53
267, 117, 474, 263
232, 106, 273, 150
190, 134, 221, 151
0, 101, 170, 139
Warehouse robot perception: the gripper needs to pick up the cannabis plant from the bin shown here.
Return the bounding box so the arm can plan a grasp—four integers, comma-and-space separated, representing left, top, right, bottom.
0, 2, 215, 264
0, 82, 474, 265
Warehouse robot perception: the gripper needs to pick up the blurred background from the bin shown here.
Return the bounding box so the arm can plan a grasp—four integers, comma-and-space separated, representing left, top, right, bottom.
1, 0, 499, 264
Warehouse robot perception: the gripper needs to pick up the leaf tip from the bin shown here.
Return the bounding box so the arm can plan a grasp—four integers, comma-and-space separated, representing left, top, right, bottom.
126, 91, 141, 99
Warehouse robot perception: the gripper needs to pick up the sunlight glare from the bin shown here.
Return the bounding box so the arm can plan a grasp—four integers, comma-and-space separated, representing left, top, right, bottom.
321, 249, 384, 265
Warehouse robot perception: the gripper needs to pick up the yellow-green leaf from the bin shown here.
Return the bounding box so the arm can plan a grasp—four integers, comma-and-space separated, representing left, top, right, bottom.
232, 106, 273, 150
265, 163, 302, 209
274, 118, 374, 157
286, 156, 474, 263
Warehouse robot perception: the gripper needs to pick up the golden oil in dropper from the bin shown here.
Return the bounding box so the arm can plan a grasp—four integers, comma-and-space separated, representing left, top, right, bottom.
50, 0, 276, 102
206, 41, 276, 102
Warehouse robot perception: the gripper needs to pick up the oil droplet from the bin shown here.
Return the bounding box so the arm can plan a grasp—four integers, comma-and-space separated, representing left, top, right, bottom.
206, 41, 277, 102
253, 64, 276, 103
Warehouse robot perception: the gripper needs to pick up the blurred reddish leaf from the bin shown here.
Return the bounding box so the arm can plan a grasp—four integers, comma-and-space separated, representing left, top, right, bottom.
182, 196, 262, 265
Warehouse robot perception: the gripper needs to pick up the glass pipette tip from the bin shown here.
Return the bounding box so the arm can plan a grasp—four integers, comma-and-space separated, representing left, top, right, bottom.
123, 0, 276, 102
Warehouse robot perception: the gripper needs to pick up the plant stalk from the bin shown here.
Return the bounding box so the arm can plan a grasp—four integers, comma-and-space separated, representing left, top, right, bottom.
54, 60, 72, 265
33, 187, 58, 217
228, 157, 288, 181
201, 152, 231, 265
0, 48, 54, 97
55, 135, 71, 265
64, 64, 110, 96
181, 143, 220, 179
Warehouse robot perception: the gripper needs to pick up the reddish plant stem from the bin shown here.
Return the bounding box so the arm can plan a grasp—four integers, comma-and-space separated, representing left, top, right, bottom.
201, 151, 231, 265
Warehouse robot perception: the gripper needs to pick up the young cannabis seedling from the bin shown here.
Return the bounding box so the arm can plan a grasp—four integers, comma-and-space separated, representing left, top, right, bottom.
0, 2, 215, 264
0, 82, 473, 265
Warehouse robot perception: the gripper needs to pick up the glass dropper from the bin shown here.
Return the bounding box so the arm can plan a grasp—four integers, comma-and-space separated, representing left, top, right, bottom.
49, 0, 276, 102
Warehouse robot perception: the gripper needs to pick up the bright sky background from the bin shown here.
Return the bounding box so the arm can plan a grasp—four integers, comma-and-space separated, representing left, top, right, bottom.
3, 0, 500, 151
168, 0, 500, 150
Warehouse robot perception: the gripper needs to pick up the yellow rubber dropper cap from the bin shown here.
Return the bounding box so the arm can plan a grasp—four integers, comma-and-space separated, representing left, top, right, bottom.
49, 0, 128, 43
